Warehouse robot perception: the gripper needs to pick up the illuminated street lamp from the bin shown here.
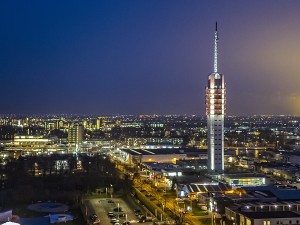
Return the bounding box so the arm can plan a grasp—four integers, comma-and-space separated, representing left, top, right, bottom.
161, 203, 165, 222
211, 207, 217, 225
118, 202, 120, 219
110, 184, 113, 199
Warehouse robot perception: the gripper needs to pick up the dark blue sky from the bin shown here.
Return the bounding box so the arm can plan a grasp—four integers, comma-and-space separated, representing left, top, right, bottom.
1, 1, 300, 115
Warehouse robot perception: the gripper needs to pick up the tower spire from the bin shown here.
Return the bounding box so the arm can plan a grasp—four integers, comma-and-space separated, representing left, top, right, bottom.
214, 21, 219, 74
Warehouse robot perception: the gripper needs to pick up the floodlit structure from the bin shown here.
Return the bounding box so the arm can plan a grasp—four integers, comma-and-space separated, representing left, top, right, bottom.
206, 22, 226, 174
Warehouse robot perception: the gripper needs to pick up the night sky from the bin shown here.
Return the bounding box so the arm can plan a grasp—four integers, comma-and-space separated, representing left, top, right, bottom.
1, 1, 300, 115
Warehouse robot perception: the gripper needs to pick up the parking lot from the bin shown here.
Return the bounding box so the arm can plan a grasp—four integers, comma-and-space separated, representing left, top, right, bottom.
88, 197, 154, 225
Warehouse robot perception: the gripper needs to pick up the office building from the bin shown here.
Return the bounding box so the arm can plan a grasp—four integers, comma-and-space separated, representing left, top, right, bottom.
68, 124, 84, 144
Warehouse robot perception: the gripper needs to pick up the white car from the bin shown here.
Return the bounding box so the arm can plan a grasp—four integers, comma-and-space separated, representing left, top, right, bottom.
111, 218, 119, 223
108, 212, 116, 218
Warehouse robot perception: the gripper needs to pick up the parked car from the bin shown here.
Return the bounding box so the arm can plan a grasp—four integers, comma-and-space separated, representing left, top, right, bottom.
139, 216, 152, 223
134, 209, 142, 216
108, 212, 116, 217
113, 207, 122, 212
138, 215, 145, 219
111, 218, 119, 223
122, 222, 130, 225
89, 214, 98, 221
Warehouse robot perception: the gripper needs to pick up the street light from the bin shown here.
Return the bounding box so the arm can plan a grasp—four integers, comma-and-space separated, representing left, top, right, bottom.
110, 184, 113, 199
161, 203, 165, 222
211, 209, 216, 225
118, 202, 120, 219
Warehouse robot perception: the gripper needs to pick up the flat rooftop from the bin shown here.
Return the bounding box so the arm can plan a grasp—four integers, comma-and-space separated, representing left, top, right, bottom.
242, 211, 300, 219
185, 182, 232, 193
121, 148, 206, 156
243, 186, 300, 201
223, 173, 266, 179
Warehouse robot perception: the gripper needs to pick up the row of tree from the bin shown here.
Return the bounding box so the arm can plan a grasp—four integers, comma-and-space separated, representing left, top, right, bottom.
0, 153, 121, 209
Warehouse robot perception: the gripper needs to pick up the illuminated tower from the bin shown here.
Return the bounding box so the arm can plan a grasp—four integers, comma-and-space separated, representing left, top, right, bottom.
206, 22, 226, 174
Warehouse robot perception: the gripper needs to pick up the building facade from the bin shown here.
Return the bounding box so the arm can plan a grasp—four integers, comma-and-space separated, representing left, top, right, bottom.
68, 124, 84, 144
206, 23, 226, 174
221, 174, 266, 187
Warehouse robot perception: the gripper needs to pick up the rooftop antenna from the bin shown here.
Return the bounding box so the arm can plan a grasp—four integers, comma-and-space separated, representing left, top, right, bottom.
214, 21, 219, 74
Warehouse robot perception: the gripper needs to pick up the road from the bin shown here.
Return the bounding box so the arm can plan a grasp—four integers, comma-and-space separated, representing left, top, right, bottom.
134, 177, 220, 225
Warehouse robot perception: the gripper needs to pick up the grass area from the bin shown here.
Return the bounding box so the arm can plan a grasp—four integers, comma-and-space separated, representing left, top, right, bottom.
199, 218, 222, 225
192, 208, 208, 216
199, 218, 212, 225
162, 190, 176, 198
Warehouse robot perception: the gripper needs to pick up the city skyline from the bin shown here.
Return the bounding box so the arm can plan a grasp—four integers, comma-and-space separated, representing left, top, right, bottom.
1, 1, 300, 115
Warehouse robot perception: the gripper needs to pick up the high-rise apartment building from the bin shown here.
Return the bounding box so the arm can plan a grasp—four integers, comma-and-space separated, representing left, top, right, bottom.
68, 124, 84, 144
206, 23, 226, 174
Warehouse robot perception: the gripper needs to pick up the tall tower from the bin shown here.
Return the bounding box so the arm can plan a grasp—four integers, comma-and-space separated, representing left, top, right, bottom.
206, 22, 226, 174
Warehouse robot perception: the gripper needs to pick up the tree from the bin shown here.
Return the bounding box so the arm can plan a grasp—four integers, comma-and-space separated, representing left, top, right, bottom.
49, 129, 67, 138
171, 176, 178, 191
170, 203, 188, 225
